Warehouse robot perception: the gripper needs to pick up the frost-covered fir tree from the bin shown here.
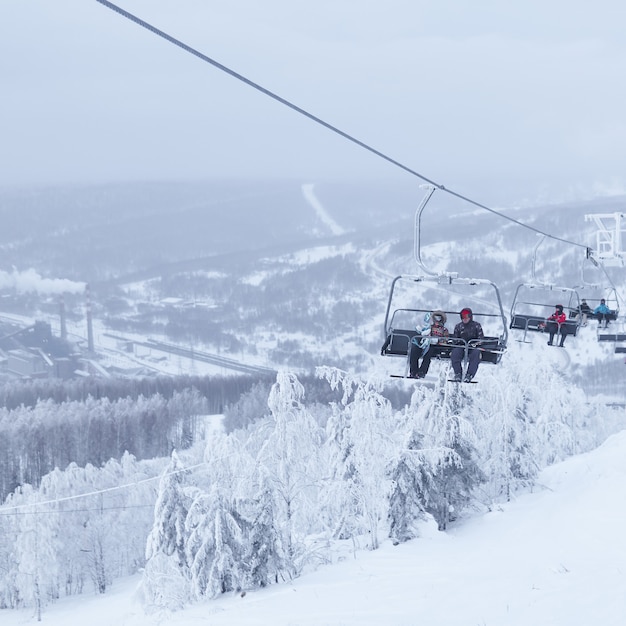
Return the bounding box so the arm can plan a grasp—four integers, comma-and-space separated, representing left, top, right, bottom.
241, 472, 288, 588
387, 431, 430, 544
146, 450, 191, 569
408, 378, 484, 530
184, 486, 244, 599
143, 451, 194, 609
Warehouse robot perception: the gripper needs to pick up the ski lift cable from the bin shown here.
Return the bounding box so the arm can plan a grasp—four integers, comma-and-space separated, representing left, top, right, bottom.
93, 0, 440, 187
95, 0, 589, 254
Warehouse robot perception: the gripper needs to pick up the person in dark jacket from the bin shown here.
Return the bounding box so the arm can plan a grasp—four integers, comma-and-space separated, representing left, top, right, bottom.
578, 299, 591, 326
450, 307, 484, 383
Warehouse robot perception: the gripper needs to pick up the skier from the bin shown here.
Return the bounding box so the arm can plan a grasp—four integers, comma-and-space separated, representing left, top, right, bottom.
409, 310, 449, 378
577, 299, 591, 326
593, 299, 612, 328
450, 307, 484, 383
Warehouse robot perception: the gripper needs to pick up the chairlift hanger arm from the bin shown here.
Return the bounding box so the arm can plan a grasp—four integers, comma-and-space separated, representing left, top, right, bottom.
530, 234, 547, 284
413, 185, 438, 275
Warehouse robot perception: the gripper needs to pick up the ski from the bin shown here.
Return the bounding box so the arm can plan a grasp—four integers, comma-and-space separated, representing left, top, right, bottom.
447, 379, 478, 384
390, 374, 431, 382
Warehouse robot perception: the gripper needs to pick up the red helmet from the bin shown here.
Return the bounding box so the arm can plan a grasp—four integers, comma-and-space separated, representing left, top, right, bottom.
460, 308, 472, 319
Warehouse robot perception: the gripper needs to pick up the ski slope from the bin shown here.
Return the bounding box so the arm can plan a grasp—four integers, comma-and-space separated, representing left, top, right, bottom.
5, 429, 625, 626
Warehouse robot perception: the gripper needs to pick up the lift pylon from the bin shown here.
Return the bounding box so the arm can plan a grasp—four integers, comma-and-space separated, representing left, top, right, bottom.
585, 212, 626, 266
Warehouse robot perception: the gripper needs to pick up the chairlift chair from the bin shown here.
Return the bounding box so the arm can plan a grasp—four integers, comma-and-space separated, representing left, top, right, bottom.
381, 274, 508, 374
508, 233, 585, 343
573, 246, 622, 339
380, 186, 508, 377
509, 283, 581, 343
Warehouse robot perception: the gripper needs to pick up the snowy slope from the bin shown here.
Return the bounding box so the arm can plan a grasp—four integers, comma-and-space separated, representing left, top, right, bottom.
4, 429, 625, 626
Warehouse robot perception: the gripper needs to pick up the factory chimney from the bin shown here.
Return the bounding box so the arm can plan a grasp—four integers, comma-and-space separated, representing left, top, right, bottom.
59, 296, 67, 340
85, 283, 94, 353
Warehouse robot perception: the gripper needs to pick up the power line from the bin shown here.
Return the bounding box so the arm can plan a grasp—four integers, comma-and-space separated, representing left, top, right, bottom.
0, 504, 155, 517
94, 0, 589, 253
0, 445, 245, 515
0, 460, 207, 513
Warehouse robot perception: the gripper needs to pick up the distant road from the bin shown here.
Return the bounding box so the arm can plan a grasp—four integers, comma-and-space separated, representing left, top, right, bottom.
104, 334, 277, 376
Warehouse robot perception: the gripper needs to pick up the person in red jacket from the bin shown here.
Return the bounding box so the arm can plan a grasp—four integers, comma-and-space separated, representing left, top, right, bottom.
546, 304, 567, 347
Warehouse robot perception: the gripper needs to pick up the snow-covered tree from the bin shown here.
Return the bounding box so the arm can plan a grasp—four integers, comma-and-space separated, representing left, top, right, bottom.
241, 472, 288, 588
254, 372, 324, 574
142, 450, 196, 609
146, 451, 191, 569
318, 367, 398, 549
470, 347, 598, 504
184, 486, 244, 599
408, 377, 484, 529
11, 486, 60, 619
387, 431, 430, 544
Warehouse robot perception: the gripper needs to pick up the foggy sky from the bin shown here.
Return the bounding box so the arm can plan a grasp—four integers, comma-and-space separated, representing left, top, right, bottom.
2, 1, 626, 205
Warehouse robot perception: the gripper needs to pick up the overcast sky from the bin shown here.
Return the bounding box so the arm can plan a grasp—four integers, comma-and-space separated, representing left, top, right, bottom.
2, 1, 626, 204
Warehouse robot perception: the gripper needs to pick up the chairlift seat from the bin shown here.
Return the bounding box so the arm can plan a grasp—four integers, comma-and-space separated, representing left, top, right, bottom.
598, 333, 626, 342
588, 310, 618, 322
381, 330, 504, 364
509, 314, 546, 332
545, 320, 579, 337
510, 314, 579, 337
478, 338, 505, 363
381, 329, 420, 356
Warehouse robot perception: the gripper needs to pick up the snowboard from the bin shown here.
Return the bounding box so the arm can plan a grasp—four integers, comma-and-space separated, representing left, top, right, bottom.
410, 312, 432, 358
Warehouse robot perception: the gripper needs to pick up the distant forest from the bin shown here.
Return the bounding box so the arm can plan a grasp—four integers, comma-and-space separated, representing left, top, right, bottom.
0, 374, 267, 502
0, 372, 413, 503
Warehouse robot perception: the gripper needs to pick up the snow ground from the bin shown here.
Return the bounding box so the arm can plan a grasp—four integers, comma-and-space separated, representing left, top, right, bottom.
5, 429, 626, 626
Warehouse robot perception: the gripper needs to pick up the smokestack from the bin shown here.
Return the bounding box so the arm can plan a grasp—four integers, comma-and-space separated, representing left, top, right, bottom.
86, 283, 94, 353
59, 296, 67, 340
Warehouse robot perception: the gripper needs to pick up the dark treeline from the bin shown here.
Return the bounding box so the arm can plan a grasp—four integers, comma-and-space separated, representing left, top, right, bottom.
0, 392, 183, 502
0, 373, 269, 504
0, 373, 275, 414
0, 372, 412, 420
